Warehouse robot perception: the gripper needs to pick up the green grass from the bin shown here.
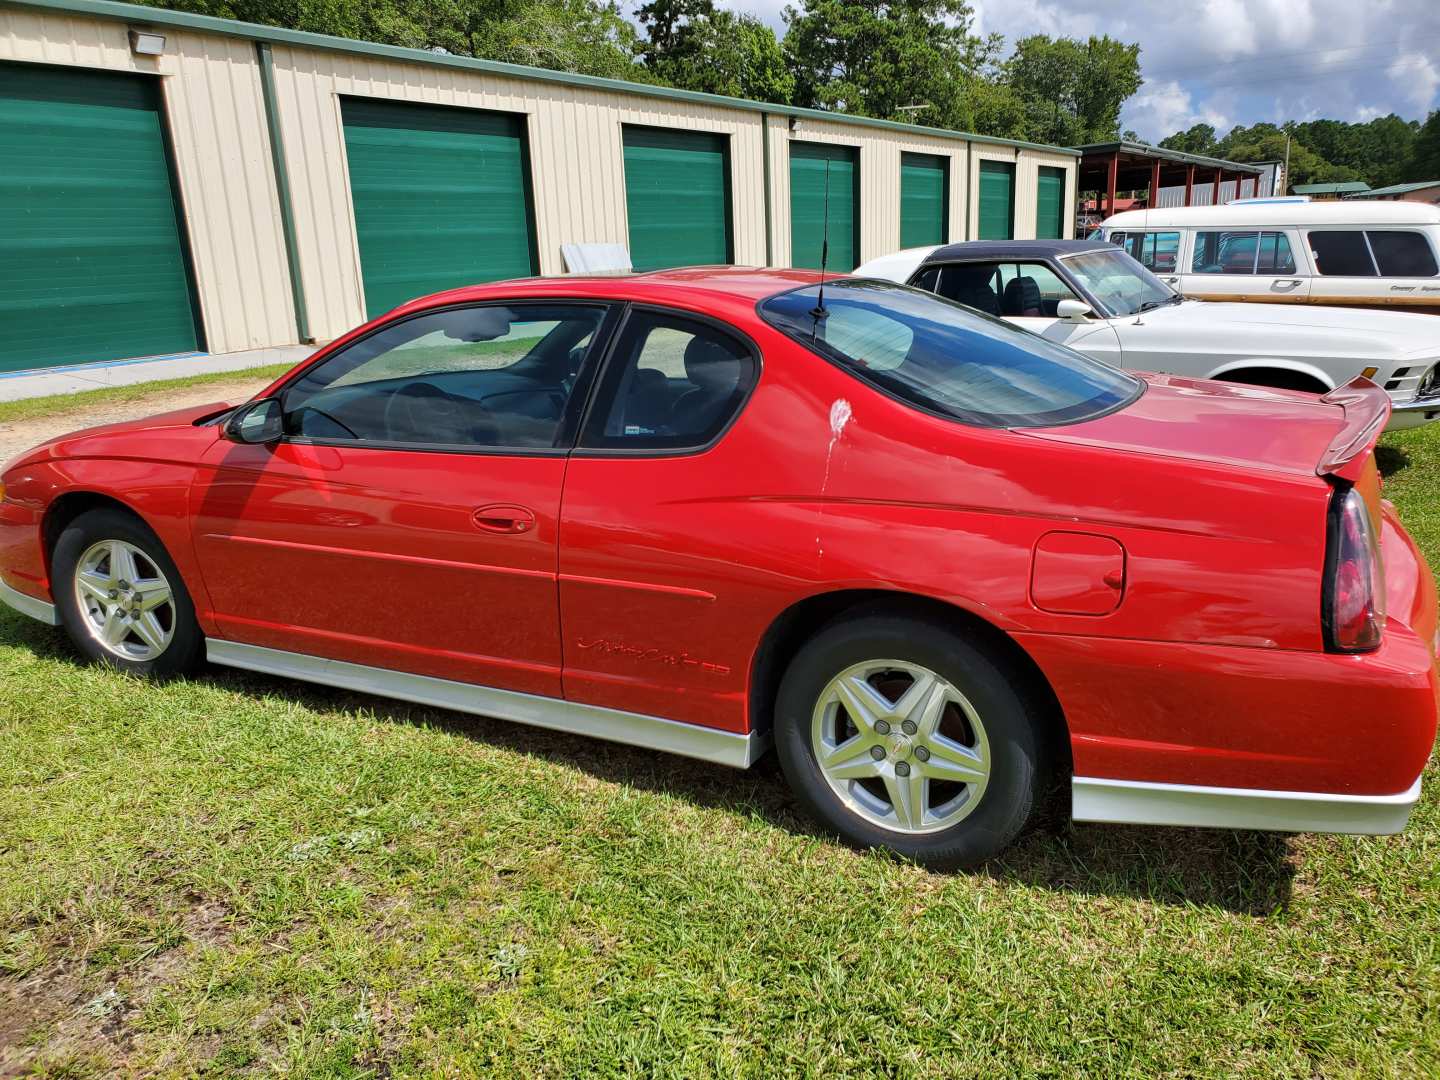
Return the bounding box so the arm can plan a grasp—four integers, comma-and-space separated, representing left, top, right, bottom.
0, 365, 294, 425
1, 429, 1438, 1077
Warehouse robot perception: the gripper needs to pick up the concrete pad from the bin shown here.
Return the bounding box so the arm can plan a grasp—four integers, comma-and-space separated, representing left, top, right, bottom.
0, 345, 317, 404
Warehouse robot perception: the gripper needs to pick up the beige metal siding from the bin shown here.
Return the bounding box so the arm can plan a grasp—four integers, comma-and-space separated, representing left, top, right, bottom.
766, 116, 978, 266
271, 46, 774, 338
0, 8, 297, 354
1, 6, 1078, 352
1015, 150, 1078, 240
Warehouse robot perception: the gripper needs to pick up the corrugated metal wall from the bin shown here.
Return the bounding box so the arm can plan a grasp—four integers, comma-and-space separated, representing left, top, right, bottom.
0, 6, 1078, 354
0, 7, 297, 354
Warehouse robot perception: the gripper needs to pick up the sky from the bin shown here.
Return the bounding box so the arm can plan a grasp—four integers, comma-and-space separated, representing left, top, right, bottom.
700, 0, 1440, 142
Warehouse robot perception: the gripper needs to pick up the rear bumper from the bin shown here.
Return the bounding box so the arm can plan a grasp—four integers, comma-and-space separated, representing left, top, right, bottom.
1020, 510, 1438, 831
1073, 774, 1422, 835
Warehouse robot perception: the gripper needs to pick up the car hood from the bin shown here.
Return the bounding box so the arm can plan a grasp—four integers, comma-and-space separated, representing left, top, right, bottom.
1146, 300, 1439, 354
1021, 373, 1348, 477
5, 402, 231, 472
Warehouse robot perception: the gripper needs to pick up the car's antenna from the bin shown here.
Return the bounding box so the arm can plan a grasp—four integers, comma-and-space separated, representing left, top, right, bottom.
809, 159, 832, 328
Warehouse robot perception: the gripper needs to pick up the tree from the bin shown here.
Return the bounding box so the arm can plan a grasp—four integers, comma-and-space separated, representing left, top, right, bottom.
137, 0, 650, 80
1003, 35, 1142, 145
635, 0, 793, 103
782, 0, 983, 129
1408, 111, 1440, 181
1209, 123, 1358, 187
1160, 123, 1217, 157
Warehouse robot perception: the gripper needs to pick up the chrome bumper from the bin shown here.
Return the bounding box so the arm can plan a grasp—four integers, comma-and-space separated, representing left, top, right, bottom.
0, 579, 59, 625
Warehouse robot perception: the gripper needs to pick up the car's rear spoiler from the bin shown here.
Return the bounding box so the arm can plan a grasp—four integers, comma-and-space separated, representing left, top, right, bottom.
1316, 377, 1391, 483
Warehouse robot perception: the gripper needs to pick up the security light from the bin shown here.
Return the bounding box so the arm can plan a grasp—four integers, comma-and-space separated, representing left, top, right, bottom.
128, 28, 166, 56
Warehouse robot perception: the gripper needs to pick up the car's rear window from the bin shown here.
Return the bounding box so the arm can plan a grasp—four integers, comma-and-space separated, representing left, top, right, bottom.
760, 280, 1142, 428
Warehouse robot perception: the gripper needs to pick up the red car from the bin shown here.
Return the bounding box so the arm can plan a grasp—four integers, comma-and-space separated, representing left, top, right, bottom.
2, 269, 1435, 867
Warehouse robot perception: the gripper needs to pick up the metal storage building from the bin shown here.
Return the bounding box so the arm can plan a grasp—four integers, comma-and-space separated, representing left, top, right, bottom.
0, 0, 1079, 374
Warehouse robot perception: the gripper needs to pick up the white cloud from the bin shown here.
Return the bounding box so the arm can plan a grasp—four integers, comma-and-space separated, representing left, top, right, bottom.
1124, 80, 1231, 142
1388, 52, 1440, 114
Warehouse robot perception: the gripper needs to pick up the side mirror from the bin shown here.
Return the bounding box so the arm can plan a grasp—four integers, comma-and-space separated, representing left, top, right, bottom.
1056, 299, 1094, 323
223, 398, 284, 445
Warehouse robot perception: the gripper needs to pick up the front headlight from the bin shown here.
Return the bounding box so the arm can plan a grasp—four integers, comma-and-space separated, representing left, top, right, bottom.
1416, 364, 1439, 400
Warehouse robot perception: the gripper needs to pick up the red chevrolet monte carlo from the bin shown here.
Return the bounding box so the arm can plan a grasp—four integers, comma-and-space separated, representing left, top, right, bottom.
2, 269, 1436, 867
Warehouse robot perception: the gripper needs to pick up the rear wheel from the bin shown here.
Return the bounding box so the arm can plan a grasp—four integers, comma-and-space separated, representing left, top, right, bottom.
52, 508, 204, 678
774, 613, 1049, 868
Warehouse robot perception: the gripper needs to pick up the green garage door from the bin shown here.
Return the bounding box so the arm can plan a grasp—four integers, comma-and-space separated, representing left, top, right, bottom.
1036, 165, 1066, 239
623, 127, 732, 271
342, 98, 536, 319
790, 142, 859, 271
0, 63, 200, 373
978, 160, 1016, 240
900, 153, 948, 248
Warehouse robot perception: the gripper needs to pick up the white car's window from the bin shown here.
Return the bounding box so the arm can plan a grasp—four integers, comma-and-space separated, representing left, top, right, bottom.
1308, 231, 1377, 276
1367, 232, 1438, 277
1061, 249, 1178, 317
1109, 230, 1181, 273
1192, 231, 1296, 275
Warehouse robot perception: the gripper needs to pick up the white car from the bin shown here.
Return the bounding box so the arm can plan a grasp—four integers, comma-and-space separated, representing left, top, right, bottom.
854, 240, 1440, 430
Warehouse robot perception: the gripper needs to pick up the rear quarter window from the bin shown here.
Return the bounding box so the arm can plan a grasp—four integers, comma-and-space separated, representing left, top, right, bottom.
759, 280, 1142, 429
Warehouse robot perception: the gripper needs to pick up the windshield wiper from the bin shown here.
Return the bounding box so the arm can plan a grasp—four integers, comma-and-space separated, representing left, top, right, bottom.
1136, 295, 1182, 313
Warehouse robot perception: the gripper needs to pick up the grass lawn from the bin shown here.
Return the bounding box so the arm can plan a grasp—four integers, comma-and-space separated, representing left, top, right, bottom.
0, 366, 294, 427
1, 426, 1438, 1077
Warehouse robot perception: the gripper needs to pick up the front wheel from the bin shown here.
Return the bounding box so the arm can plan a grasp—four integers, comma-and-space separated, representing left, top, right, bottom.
774, 613, 1050, 869
52, 508, 204, 678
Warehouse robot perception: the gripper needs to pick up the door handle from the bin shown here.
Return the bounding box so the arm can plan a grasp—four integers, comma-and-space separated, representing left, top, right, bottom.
1273, 279, 1303, 288
472, 504, 536, 534
1161, 276, 1179, 284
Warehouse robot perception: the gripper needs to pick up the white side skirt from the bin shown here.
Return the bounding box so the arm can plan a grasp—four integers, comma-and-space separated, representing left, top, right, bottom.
1072, 774, 1423, 835
0, 580, 60, 626
206, 639, 768, 769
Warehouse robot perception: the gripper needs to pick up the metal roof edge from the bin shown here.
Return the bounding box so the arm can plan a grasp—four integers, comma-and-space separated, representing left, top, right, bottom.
3, 0, 1080, 156
1074, 140, 1266, 174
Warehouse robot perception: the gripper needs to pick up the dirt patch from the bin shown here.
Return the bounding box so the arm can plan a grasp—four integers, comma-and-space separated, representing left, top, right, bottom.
0, 900, 234, 1077
0, 377, 273, 470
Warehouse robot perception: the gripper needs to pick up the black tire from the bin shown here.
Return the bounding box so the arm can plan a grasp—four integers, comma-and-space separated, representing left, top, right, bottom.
774, 612, 1050, 869
51, 507, 204, 678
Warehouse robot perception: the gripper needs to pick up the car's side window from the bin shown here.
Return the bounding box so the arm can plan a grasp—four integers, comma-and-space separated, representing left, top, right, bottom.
1307, 231, 1377, 276
915, 263, 1003, 315
280, 304, 609, 450
1367, 231, 1438, 277
995, 262, 1080, 317
579, 310, 757, 451
1111, 230, 1181, 272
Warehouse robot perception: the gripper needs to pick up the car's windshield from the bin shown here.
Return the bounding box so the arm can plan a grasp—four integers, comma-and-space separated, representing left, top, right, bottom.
759, 280, 1142, 429
1063, 248, 1178, 317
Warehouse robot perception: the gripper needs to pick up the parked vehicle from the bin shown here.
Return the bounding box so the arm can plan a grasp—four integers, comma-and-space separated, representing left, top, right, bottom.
855, 240, 1440, 429
2, 269, 1435, 867
1095, 201, 1440, 313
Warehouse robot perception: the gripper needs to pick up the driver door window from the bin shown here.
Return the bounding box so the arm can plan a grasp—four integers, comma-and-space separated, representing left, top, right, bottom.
282, 304, 609, 449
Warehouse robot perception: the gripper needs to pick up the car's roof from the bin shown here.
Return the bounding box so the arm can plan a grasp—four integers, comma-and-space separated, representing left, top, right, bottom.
1102, 201, 1440, 229
922, 239, 1114, 263
398, 266, 826, 313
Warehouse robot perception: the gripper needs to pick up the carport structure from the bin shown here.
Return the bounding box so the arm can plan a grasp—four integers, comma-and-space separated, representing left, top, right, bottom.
1077, 141, 1266, 216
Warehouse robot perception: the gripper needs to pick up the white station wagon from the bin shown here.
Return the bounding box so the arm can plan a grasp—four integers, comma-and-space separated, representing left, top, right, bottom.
854, 239, 1440, 430
1095, 201, 1440, 313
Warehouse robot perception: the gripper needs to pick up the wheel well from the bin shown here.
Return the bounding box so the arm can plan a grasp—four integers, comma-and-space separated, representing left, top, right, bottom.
749, 590, 1071, 770
41, 492, 144, 569
1215, 367, 1329, 394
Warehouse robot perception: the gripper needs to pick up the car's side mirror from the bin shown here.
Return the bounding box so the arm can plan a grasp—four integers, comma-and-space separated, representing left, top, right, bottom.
223, 398, 284, 445
1056, 299, 1093, 323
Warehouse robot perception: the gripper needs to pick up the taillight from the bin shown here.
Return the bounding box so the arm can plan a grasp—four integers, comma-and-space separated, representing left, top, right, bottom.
1322, 487, 1386, 652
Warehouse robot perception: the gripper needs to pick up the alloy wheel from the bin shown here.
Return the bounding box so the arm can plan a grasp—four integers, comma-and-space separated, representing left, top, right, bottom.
72, 539, 177, 662
810, 659, 991, 834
